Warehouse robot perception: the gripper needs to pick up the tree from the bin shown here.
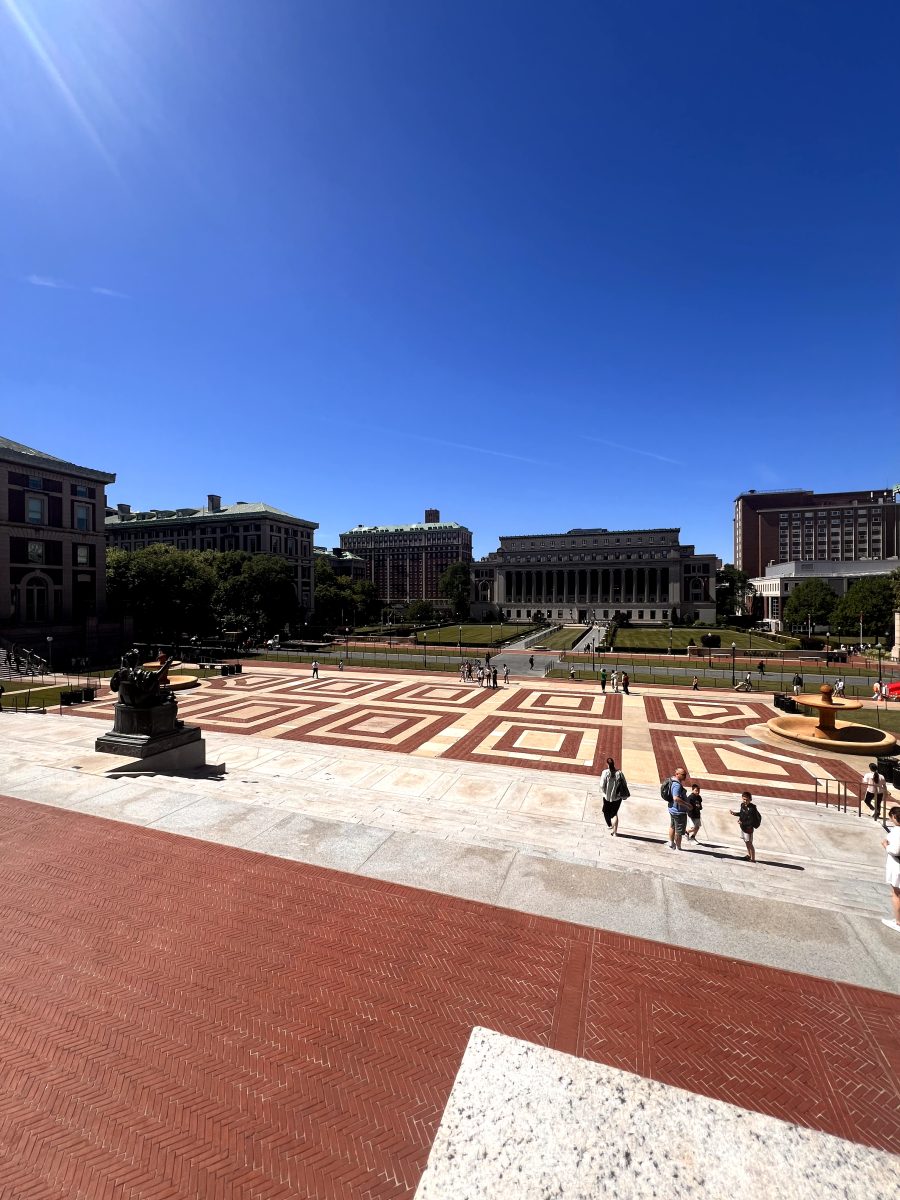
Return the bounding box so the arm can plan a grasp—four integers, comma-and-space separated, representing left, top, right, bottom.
214, 555, 300, 638
716, 565, 754, 618
782, 579, 837, 631
106, 545, 218, 641
313, 560, 380, 630
832, 576, 896, 641
438, 561, 472, 620
891, 566, 900, 613
406, 600, 436, 624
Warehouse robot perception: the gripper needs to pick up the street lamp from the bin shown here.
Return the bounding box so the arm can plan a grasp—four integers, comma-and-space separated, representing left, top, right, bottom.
731, 641, 737, 688
423, 630, 427, 670
458, 624, 462, 661
668, 624, 673, 656
46, 635, 53, 676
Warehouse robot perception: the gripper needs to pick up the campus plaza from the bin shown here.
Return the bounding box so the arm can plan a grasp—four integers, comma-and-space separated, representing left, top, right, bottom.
0, 660, 897, 1199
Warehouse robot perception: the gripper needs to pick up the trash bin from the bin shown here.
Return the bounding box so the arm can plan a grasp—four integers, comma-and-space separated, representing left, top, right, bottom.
82, 687, 95, 702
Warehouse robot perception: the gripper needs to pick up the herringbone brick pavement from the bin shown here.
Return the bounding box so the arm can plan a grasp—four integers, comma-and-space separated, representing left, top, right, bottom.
0, 794, 896, 1199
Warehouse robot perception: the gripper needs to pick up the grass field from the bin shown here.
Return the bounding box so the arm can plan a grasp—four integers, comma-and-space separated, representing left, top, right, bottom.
611, 627, 796, 651
414, 623, 538, 646
533, 626, 586, 651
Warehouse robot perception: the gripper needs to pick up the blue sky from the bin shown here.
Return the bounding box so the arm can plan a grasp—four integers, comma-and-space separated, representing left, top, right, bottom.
2, 0, 898, 561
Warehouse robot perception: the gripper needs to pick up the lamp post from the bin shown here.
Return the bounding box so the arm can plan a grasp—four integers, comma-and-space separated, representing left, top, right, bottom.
458, 624, 462, 662
423, 630, 427, 670
591, 640, 595, 672
46, 635, 53, 676
859, 612, 864, 653
731, 641, 737, 688
748, 626, 752, 651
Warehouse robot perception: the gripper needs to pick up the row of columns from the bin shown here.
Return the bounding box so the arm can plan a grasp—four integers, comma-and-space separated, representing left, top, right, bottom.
501, 566, 671, 605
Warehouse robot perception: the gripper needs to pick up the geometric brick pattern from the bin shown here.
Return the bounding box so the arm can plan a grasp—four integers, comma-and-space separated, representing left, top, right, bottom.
442, 713, 622, 775
498, 688, 622, 721
0, 796, 896, 1200
650, 727, 862, 803
643, 695, 773, 729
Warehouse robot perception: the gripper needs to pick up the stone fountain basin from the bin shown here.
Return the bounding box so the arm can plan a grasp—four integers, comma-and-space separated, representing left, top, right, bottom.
140, 664, 200, 692
767, 714, 896, 754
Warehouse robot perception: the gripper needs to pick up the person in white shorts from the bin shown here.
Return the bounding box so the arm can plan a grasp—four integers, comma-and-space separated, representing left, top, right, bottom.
880, 806, 900, 932
862, 763, 887, 821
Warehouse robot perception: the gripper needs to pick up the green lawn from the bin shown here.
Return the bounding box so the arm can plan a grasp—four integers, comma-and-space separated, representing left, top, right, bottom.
612, 627, 795, 651
414, 623, 538, 646
533, 626, 587, 651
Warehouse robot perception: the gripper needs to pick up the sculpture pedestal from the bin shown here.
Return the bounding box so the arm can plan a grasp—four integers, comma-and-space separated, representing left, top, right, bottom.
95, 702, 207, 772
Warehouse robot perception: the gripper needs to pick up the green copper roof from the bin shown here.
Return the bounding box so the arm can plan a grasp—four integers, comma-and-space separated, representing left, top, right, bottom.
0, 435, 115, 483
340, 522, 469, 534
106, 501, 316, 527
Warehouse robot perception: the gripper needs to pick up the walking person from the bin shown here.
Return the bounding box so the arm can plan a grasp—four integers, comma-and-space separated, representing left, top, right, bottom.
663, 766, 690, 850
621, 671, 630, 695
863, 763, 887, 822
757, 660, 766, 679
311, 659, 319, 679
691, 675, 699, 691
529, 655, 535, 670
611, 669, 619, 693
599, 667, 607, 693
879, 806, 900, 933
730, 791, 761, 862
792, 672, 803, 696
686, 783, 704, 841
569, 665, 576, 680
491, 666, 498, 690
503, 663, 510, 686
338, 659, 344, 671
599, 756, 629, 837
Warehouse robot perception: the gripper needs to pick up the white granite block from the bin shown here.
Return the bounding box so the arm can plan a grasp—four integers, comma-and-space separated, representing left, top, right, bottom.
414, 1027, 894, 1199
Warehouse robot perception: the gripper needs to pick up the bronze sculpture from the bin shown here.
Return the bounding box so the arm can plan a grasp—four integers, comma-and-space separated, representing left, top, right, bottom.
109, 649, 179, 709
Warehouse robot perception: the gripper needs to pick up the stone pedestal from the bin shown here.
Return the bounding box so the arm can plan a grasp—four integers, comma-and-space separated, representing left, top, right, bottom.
95, 701, 207, 772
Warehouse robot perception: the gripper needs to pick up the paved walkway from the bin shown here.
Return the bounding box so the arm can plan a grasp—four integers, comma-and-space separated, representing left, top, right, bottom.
0, 794, 897, 1200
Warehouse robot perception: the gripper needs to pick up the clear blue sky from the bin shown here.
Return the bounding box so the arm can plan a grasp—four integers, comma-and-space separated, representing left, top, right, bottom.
3, 0, 898, 561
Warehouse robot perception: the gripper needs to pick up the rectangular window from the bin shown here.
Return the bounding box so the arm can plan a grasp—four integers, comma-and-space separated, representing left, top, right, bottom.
73, 502, 91, 531
28, 476, 42, 490
28, 541, 44, 563
75, 545, 90, 565
26, 495, 46, 524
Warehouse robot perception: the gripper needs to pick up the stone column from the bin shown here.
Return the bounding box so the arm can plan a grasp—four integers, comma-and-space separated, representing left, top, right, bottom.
892, 611, 900, 661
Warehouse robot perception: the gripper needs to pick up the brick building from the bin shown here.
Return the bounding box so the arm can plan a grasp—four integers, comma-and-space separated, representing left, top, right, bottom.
314, 545, 367, 582
339, 510, 473, 605
105, 494, 318, 614
0, 436, 116, 658
472, 526, 716, 625
734, 488, 900, 578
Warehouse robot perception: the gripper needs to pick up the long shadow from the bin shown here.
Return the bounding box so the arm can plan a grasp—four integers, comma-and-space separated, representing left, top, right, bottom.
614, 832, 804, 870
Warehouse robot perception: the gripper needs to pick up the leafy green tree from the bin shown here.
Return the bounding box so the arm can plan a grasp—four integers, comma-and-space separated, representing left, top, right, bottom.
831, 576, 896, 640
891, 566, 900, 613
782, 579, 837, 631
438, 561, 472, 620
106, 545, 217, 641
313, 560, 379, 630
214, 555, 300, 638
715, 565, 753, 618
406, 600, 436, 624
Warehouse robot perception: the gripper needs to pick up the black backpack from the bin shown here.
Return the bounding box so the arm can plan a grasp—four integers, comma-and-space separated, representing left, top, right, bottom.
750, 804, 762, 829
660, 778, 674, 804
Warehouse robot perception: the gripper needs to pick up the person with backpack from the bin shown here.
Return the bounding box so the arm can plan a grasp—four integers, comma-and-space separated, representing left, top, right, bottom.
792, 672, 803, 696
599, 667, 607, 693
730, 791, 761, 862
862, 763, 887, 821
599, 756, 629, 837
662, 766, 690, 850
621, 671, 630, 695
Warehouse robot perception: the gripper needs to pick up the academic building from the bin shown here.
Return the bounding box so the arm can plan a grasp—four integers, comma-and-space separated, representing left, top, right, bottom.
472, 526, 716, 625
734, 487, 900, 578
314, 545, 367, 582
339, 509, 473, 605
105, 494, 318, 614
0, 436, 116, 656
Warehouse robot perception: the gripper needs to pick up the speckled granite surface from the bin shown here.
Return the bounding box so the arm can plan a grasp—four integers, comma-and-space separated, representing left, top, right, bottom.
414, 1028, 896, 1199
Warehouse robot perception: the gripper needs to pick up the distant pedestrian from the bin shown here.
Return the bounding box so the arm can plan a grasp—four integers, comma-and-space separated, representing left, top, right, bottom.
792, 673, 803, 695
599, 667, 607, 693
599, 756, 629, 837
459, 662, 466, 682
663, 766, 690, 850
880, 805, 900, 933
744, 672, 752, 690
691, 675, 699, 691
491, 666, 498, 690
730, 791, 761, 863
529, 655, 535, 670
311, 660, 319, 679
686, 784, 703, 841
338, 659, 344, 671
611, 669, 620, 693
872, 682, 882, 702
621, 672, 630, 695
757, 660, 766, 677
503, 664, 510, 685
569, 665, 576, 680
834, 677, 845, 697
863, 763, 887, 822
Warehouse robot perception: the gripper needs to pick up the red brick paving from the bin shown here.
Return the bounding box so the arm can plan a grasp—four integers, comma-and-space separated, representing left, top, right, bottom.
0, 796, 897, 1199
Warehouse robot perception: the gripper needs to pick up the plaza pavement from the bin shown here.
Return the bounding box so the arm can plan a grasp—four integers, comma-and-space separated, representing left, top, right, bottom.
0, 667, 898, 1198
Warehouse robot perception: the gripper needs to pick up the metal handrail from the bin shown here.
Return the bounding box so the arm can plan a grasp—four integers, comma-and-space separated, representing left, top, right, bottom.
813, 777, 862, 817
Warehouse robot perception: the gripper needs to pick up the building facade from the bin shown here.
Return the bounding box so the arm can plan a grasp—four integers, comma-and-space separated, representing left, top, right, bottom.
472, 527, 716, 625
339, 510, 473, 604
314, 545, 367, 582
1, 436, 116, 656
106, 494, 318, 614
749, 558, 899, 631
734, 488, 900, 578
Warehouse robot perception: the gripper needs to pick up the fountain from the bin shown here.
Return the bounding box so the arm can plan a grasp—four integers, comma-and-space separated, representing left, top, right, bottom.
768, 683, 897, 755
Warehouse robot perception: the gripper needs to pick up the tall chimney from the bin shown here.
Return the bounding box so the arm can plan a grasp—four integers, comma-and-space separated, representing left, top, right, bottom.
425, 508, 440, 523
207, 494, 222, 512
117, 503, 131, 516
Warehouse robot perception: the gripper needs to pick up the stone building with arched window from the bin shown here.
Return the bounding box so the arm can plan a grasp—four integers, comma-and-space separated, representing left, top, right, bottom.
471, 526, 716, 626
